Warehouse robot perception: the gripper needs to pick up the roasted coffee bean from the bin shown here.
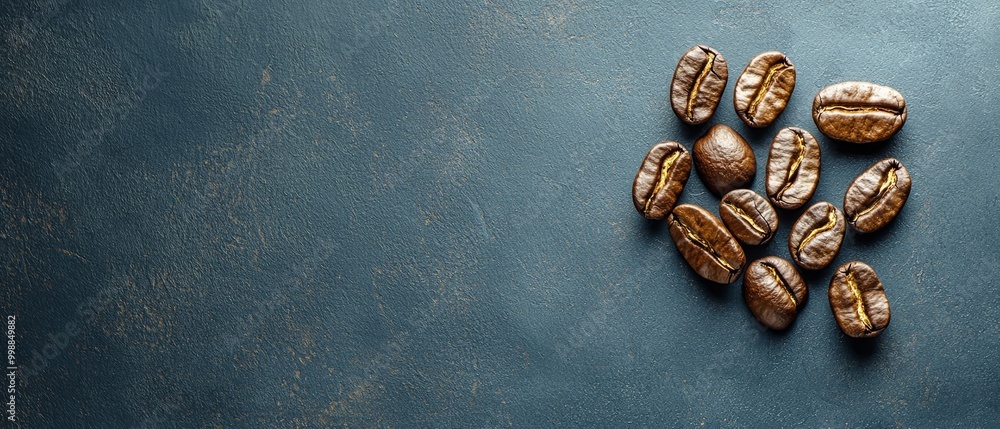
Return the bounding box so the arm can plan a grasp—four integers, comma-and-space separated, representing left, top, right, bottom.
765, 127, 821, 210
733, 51, 796, 128
743, 256, 807, 330
632, 142, 692, 220
829, 261, 890, 338
670, 45, 729, 125
667, 204, 746, 284
844, 158, 911, 233
719, 189, 778, 245
692, 124, 756, 196
812, 82, 907, 143
788, 202, 845, 270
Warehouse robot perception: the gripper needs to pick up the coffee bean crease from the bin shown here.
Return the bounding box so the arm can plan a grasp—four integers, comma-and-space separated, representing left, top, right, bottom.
775, 129, 806, 202
671, 217, 739, 275
643, 150, 683, 215
796, 206, 838, 256
746, 59, 793, 122
845, 268, 873, 331
850, 166, 898, 222
762, 262, 797, 306
686, 48, 719, 121
723, 201, 770, 236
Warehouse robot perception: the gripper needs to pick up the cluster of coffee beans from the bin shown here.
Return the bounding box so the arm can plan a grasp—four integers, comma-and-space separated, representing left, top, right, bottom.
632, 45, 911, 338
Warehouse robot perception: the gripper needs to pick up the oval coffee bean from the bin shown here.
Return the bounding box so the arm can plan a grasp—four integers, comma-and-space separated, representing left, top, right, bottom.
733, 51, 796, 128
692, 124, 756, 197
667, 204, 746, 284
632, 142, 692, 220
829, 261, 890, 338
719, 189, 778, 246
743, 256, 807, 330
843, 158, 911, 233
765, 127, 821, 210
812, 82, 907, 143
670, 45, 728, 125
788, 202, 845, 270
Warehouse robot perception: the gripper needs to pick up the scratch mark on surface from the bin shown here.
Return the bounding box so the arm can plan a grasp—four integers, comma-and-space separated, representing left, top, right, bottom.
21, 250, 32, 289
373, 285, 388, 320
55, 248, 86, 261
467, 196, 489, 240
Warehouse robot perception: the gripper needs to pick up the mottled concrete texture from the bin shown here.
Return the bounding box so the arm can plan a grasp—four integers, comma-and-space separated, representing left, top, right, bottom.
2, 0, 999, 427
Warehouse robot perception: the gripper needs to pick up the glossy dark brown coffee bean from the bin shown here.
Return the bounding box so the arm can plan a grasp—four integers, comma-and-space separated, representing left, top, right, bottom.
632, 142, 692, 220
719, 189, 778, 245
829, 261, 890, 338
733, 51, 796, 128
843, 158, 911, 233
812, 82, 907, 143
743, 256, 807, 330
788, 202, 845, 270
667, 204, 746, 284
692, 124, 756, 197
670, 45, 729, 125
765, 127, 821, 210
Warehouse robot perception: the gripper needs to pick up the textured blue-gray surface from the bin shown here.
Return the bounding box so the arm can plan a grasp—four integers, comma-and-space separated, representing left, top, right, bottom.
1, 0, 999, 427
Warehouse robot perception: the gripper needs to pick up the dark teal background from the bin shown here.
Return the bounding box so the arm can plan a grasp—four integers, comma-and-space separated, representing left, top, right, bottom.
2, 0, 998, 427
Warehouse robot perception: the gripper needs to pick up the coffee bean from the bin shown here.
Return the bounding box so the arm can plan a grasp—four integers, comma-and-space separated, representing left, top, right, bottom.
844, 158, 911, 233
829, 261, 890, 338
743, 256, 807, 330
719, 189, 778, 245
733, 51, 796, 128
667, 204, 746, 284
671, 45, 729, 125
693, 124, 756, 196
765, 127, 821, 210
812, 82, 907, 143
632, 142, 692, 220
788, 202, 845, 270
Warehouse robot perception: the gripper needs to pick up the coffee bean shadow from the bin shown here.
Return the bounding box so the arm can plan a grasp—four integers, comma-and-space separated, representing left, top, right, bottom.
738, 124, 776, 146
693, 274, 739, 304
761, 321, 794, 339
774, 205, 808, 229
674, 122, 710, 144
799, 263, 835, 289
824, 136, 892, 157
741, 243, 773, 266
840, 330, 884, 362
634, 215, 670, 244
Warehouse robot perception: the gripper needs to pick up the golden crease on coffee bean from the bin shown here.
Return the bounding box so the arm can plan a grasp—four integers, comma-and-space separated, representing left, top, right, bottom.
671, 45, 728, 125
776, 131, 806, 200
743, 256, 807, 330
788, 202, 845, 270
686, 50, 718, 121
796, 207, 837, 256
746, 61, 791, 118
766, 127, 820, 210
851, 167, 896, 221
719, 189, 778, 246
678, 220, 736, 272
725, 202, 768, 235
644, 150, 682, 214
734, 51, 796, 128
812, 81, 907, 143
845, 271, 873, 331
667, 204, 745, 284
844, 158, 911, 233
829, 262, 891, 338
632, 142, 692, 220
762, 262, 796, 306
